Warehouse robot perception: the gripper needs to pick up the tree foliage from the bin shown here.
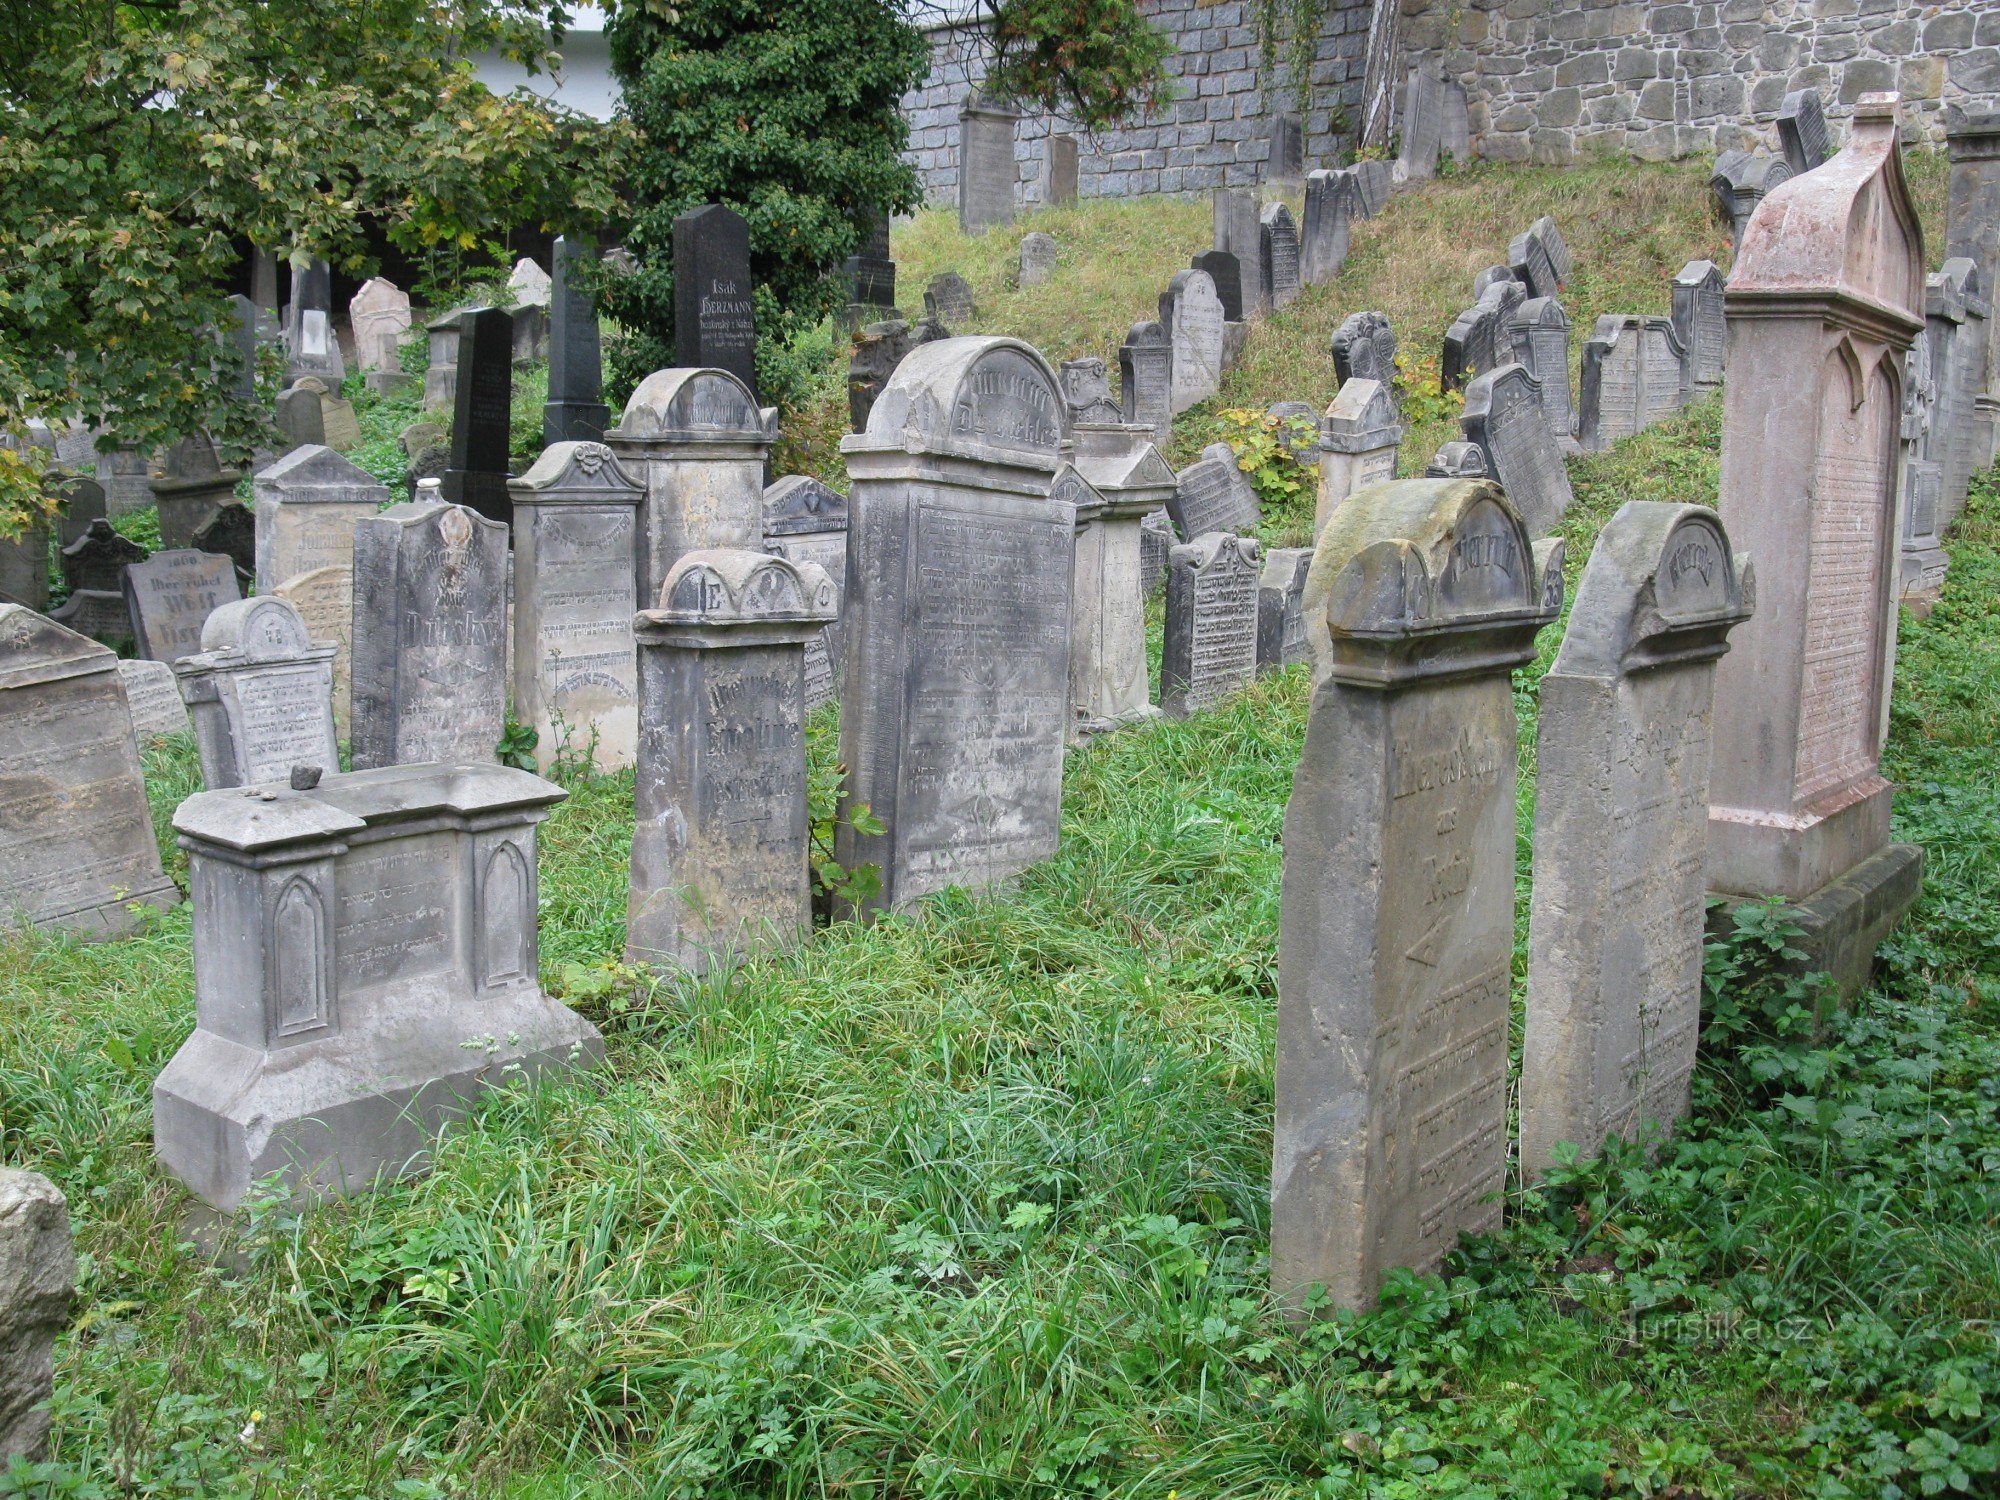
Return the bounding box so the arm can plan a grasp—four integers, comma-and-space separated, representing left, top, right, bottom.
985, 0, 1173, 131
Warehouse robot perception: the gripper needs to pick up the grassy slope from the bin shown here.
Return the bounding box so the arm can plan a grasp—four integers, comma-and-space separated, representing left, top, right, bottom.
2, 162, 1993, 1499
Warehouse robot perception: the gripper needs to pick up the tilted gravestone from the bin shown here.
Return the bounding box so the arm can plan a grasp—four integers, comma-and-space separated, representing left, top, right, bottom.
1533, 215, 1574, 283
1018, 232, 1057, 287
1395, 65, 1444, 182
1256, 545, 1314, 672
53, 473, 106, 551
122, 548, 242, 664
1577, 315, 1688, 451
1259, 201, 1301, 311
1060, 357, 1123, 425
1162, 531, 1262, 717
1523, 503, 1752, 1176
1315, 377, 1403, 536
1119, 320, 1174, 446
294, 376, 361, 452
545, 236, 611, 445
1460, 362, 1574, 538
155, 761, 601, 1210
1706, 94, 1925, 999
1443, 280, 1524, 391
1168, 442, 1261, 540
1670, 261, 1727, 397
349, 499, 509, 770
119, 659, 191, 742
191, 503, 256, 586
441, 307, 515, 527
0, 606, 179, 939
835, 337, 1074, 912
172, 596, 339, 789
604, 366, 776, 607
1351, 158, 1393, 218
253, 444, 389, 595
1331, 309, 1398, 391
1274, 478, 1563, 1314
47, 587, 133, 653
1161, 269, 1225, 414
927, 272, 977, 328
273, 565, 354, 740
762, 474, 849, 713
1192, 249, 1245, 325
1777, 88, 1832, 177
1507, 296, 1575, 444
674, 205, 760, 398
849, 319, 917, 433
958, 93, 1019, 235
1068, 429, 1176, 733
1301, 169, 1357, 287
1472, 264, 1516, 299
1934, 258, 1991, 529
1508, 220, 1565, 300
1213, 187, 1265, 315
1424, 440, 1488, 479
628, 549, 837, 971
0, 1169, 72, 1465
509, 441, 645, 773
1709, 149, 1792, 244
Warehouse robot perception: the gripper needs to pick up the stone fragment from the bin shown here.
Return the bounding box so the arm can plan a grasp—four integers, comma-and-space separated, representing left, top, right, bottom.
1424, 440, 1488, 478
1060, 357, 1123, 425
0, 1169, 72, 1464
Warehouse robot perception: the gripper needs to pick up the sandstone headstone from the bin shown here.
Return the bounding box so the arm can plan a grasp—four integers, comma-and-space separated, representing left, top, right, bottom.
674, 205, 759, 397
349, 277, 412, 379
1162, 531, 1261, 716
253, 444, 389, 595
1259, 201, 1301, 311
1255, 545, 1314, 671
628, 549, 837, 970
1670, 260, 1727, 396
762, 474, 849, 714
173, 596, 338, 788
927, 272, 977, 328
1777, 88, 1832, 177
1331, 309, 1398, 390
293, 375, 362, 453
156, 761, 600, 1209
423, 310, 462, 412
958, 93, 1019, 235
1018, 232, 1057, 287
1119, 320, 1174, 446
1524, 503, 1752, 1173
1161, 269, 1225, 414
442, 306, 515, 526
1213, 187, 1265, 315
545, 236, 612, 445
1060, 357, 1123, 424
1274, 478, 1563, 1314
1068, 429, 1177, 733
1301, 169, 1357, 286
1507, 296, 1575, 443
835, 337, 1073, 912
273, 565, 354, 739
1578, 315, 1688, 451
0, 606, 179, 937
1461, 362, 1573, 537
0, 1170, 72, 1464
119, 658, 191, 742
1316, 377, 1403, 535
1192, 249, 1245, 324
1167, 442, 1261, 540
122, 548, 241, 664
1046, 134, 1080, 205
507, 256, 553, 309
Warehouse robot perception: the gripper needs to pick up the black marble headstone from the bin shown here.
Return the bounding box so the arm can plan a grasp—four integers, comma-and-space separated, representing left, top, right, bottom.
844, 210, 897, 308
544, 236, 610, 446
443, 306, 515, 526
673, 204, 758, 398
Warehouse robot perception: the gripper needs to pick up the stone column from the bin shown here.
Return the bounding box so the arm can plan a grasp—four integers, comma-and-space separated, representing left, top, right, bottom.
627, 549, 835, 972
0, 1170, 72, 1464
1274, 478, 1562, 1316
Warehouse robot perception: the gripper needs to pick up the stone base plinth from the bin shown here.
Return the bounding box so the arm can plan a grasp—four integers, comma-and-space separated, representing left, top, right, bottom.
1707, 841, 1924, 1007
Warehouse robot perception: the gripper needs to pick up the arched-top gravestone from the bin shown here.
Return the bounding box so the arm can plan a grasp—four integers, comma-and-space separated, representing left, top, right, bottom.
1161, 269, 1224, 414
174, 595, 339, 789
837, 337, 1075, 913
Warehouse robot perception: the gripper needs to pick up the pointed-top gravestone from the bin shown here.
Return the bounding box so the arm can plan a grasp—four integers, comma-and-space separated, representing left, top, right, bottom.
254, 443, 391, 594
442, 306, 515, 526
172, 595, 339, 789
1330, 310, 1398, 390
1301, 169, 1357, 287
545, 236, 611, 445
1315, 377, 1403, 535
1460, 363, 1574, 538
1161, 269, 1225, 414
1671, 260, 1727, 395
1507, 296, 1574, 443
1777, 89, 1832, 177
1260, 201, 1301, 310
507, 256, 553, 308
1192, 249, 1245, 325
123, 548, 241, 664
958, 92, 1019, 235
1119, 319, 1173, 445
674, 205, 759, 398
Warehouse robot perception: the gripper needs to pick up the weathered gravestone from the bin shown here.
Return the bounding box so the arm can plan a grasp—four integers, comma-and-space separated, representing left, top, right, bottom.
1192, 249, 1245, 325
1259, 201, 1301, 311
53, 474, 106, 551
155, 761, 601, 1210
1578, 315, 1688, 451
674, 205, 760, 397
1710, 150, 1792, 244
1425, 440, 1488, 479
1440, 78, 1472, 166
627, 549, 837, 971
1045, 134, 1079, 205
1670, 260, 1727, 396
1443, 279, 1524, 391
835, 337, 1073, 912
152, 435, 242, 550
844, 209, 897, 312
1213, 187, 1265, 315
1472, 264, 1516, 299
123, 548, 242, 665
273, 383, 326, 454
1351, 158, 1393, 217
0, 508, 48, 611
1316, 378, 1403, 536
1935, 259, 1991, 526
849, 319, 916, 433
1162, 531, 1262, 716
1140, 509, 1174, 597
1331, 309, 1398, 391
1068, 429, 1177, 733
423, 310, 462, 412
442, 307, 515, 526
1522, 503, 1753, 1175
0, 606, 179, 938
1273, 478, 1563, 1314
1899, 312, 1946, 602
0, 1169, 72, 1465
509, 442, 644, 773
1301, 169, 1356, 287
604, 366, 776, 606
1460, 362, 1574, 537
191, 503, 256, 586
1119, 320, 1174, 445
97, 441, 154, 519
349, 499, 508, 770
350, 277, 412, 395
544, 236, 611, 445
1395, 65, 1444, 183
173, 596, 338, 788
1256, 546, 1314, 672
927, 272, 978, 328
1706, 93, 1925, 1000
1507, 296, 1575, 443
958, 93, 1019, 235
225, 293, 259, 403
119, 659, 191, 742
1161, 269, 1225, 414
59, 517, 145, 595
762, 474, 849, 713
1777, 88, 1832, 177
283, 257, 344, 386
253, 444, 389, 595
1508, 225, 1561, 300
1018, 232, 1057, 287
273, 565, 354, 740
295, 376, 362, 452
47, 583, 134, 653
1267, 401, 1320, 472
1168, 442, 1261, 540
1945, 110, 2000, 479
1060, 357, 1123, 425
1268, 110, 1304, 184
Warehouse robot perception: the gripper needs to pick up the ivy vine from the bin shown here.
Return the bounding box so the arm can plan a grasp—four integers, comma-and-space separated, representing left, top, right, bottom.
1253, 0, 1325, 117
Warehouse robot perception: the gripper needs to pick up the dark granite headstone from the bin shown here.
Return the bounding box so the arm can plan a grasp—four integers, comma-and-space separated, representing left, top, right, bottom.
61, 518, 147, 594
190, 504, 257, 589
122, 548, 242, 664
1777, 89, 1832, 176
844, 210, 897, 307
1507, 296, 1574, 442
544, 236, 611, 445
1443, 280, 1524, 391
1162, 531, 1262, 716
1460, 362, 1574, 537
1424, 440, 1488, 478
1192, 249, 1245, 324
54, 475, 107, 550
927, 272, 977, 327
442, 306, 515, 526
1167, 442, 1261, 539
673, 204, 759, 397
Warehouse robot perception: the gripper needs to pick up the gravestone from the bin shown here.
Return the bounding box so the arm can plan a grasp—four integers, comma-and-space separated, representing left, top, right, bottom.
274, 384, 326, 453
1162, 532, 1262, 717
849, 319, 916, 433
1330, 310, 1398, 390
1472, 264, 1516, 299
53, 474, 106, 550
1443, 280, 1524, 391
47, 589, 133, 652
1507, 297, 1574, 444
1578, 315, 1689, 451
192, 503, 256, 586
545, 236, 611, 445
762, 474, 849, 714
1060, 357, 1123, 424
1316, 378, 1403, 536
1532, 215, 1573, 284
1256, 546, 1314, 672
1777, 89, 1832, 176
1670, 261, 1727, 396
0, 606, 179, 938
673, 205, 759, 398
1268, 110, 1304, 184
442, 307, 515, 526
97, 442, 154, 518
1352, 159, 1393, 217
1259, 201, 1301, 311
0, 513, 48, 611
0, 1169, 71, 1465
60, 518, 145, 594
1274, 478, 1563, 1314
226, 293, 259, 402
604, 366, 776, 606
1140, 509, 1174, 597
1508, 228, 1559, 301
958, 93, 1019, 234
349, 499, 509, 770
1706, 93, 1925, 1000
1161, 269, 1225, 414
508, 442, 644, 772
927, 272, 977, 327
1046, 134, 1080, 205
1710, 150, 1793, 244
835, 337, 1073, 912
1899, 298, 1945, 600
844, 210, 897, 311
1424, 441, 1488, 478
508, 256, 552, 310
173, 596, 338, 788
156, 762, 600, 1210
1395, 66, 1444, 182
123, 548, 241, 664
1945, 111, 2000, 480
423, 310, 462, 411
628, 549, 837, 971
273, 565, 354, 739
253, 444, 389, 594
1168, 442, 1261, 540
1301, 169, 1357, 286
1213, 187, 1266, 315
152, 434, 241, 549
1191, 249, 1245, 324
1068, 429, 1177, 733
1268, 401, 1321, 472
1018, 232, 1057, 287
1461, 364, 1572, 537
350, 277, 412, 395
1934, 259, 1990, 524
283, 257, 344, 386
1523, 503, 1752, 1174
1119, 320, 1174, 445
1441, 77, 1472, 165
292, 375, 361, 452
119, 658, 190, 742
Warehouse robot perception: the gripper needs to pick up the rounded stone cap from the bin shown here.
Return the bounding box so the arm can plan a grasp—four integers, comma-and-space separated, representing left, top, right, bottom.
1553, 501, 1755, 677
197, 595, 319, 658
648, 547, 837, 626
853, 335, 1065, 467
612, 368, 771, 443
